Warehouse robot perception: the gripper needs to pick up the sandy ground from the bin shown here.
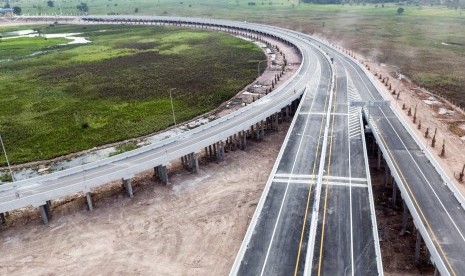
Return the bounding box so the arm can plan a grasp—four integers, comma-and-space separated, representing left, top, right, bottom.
0, 122, 290, 276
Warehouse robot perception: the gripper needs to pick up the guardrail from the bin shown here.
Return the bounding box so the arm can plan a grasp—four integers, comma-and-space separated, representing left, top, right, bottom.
360, 111, 385, 276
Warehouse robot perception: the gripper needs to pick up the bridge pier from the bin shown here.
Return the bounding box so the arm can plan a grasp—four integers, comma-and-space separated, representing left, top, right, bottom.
254, 123, 260, 141
260, 120, 265, 140
285, 106, 290, 122
0, 213, 6, 229
240, 131, 247, 150
86, 192, 94, 211
377, 146, 382, 170
192, 153, 200, 172
401, 200, 410, 234
384, 167, 390, 187
123, 178, 134, 198
39, 204, 49, 225
156, 165, 169, 185
415, 230, 423, 264
273, 113, 279, 130
392, 180, 397, 207
216, 142, 225, 161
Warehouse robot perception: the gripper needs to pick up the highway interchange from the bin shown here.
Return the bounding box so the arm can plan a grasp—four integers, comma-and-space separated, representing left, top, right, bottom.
1, 16, 465, 275
231, 28, 381, 275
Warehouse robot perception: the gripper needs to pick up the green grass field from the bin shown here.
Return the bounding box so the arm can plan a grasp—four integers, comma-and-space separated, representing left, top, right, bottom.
13, 0, 464, 107
1, 0, 464, 165
0, 24, 265, 165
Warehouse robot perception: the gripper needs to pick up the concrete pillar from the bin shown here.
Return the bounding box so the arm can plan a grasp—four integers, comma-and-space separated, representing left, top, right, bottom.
86, 192, 94, 211
209, 145, 213, 157
434, 267, 439, 276
0, 213, 6, 225
415, 230, 422, 264
181, 156, 186, 168
186, 153, 191, 170
241, 131, 247, 150
285, 106, 290, 121
384, 167, 389, 187
157, 165, 169, 185
377, 147, 382, 170
392, 180, 397, 207
220, 142, 225, 159
255, 123, 260, 140
401, 200, 409, 234
39, 205, 49, 225
191, 153, 199, 173
274, 112, 279, 130
123, 178, 133, 198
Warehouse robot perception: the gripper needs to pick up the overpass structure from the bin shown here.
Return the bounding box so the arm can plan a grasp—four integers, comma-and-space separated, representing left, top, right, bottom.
0, 16, 464, 275
230, 37, 382, 275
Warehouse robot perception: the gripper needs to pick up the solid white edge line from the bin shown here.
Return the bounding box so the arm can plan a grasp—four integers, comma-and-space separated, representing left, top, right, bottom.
259, 57, 323, 276
360, 110, 385, 276
229, 44, 320, 275
346, 67, 355, 276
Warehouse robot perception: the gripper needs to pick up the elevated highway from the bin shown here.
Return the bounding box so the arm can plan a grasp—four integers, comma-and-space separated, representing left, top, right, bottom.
1, 15, 464, 276
0, 17, 313, 219
230, 27, 382, 276
305, 34, 465, 275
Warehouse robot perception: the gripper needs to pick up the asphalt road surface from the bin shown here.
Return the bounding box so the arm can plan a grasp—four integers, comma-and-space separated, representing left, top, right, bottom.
311, 37, 465, 275
233, 34, 381, 275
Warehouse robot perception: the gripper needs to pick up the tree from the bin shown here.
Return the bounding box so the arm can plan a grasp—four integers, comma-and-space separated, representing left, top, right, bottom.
397, 7, 404, 15
77, 3, 89, 13
47, 1, 54, 8
134, 8, 139, 13
13, 6, 21, 15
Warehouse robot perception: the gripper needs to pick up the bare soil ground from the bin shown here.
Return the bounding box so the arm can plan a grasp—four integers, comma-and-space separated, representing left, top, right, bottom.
351, 50, 465, 197
0, 122, 290, 276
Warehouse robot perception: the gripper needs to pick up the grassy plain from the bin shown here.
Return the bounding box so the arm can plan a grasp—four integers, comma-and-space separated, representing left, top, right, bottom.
0, 24, 265, 165
14, 0, 465, 106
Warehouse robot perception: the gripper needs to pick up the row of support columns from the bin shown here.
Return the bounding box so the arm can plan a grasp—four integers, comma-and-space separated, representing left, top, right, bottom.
366, 132, 440, 273
1, 99, 301, 228
181, 153, 200, 173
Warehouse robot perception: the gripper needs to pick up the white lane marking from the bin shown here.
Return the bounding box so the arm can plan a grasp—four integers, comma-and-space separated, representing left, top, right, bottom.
343, 53, 465, 246
346, 67, 355, 276
322, 175, 367, 183
260, 57, 324, 276
273, 179, 316, 184
299, 112, 348, 116
273, 179, 367, 188
274, 173, 316, 179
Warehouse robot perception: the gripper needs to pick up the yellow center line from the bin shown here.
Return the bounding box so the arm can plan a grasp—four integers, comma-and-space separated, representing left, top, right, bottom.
317, 70, 338, 276
376, 129, 457, 276
293, 96, 328, 276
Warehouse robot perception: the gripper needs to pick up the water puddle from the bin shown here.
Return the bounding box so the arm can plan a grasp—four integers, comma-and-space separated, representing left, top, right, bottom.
3, 29, 91, 45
